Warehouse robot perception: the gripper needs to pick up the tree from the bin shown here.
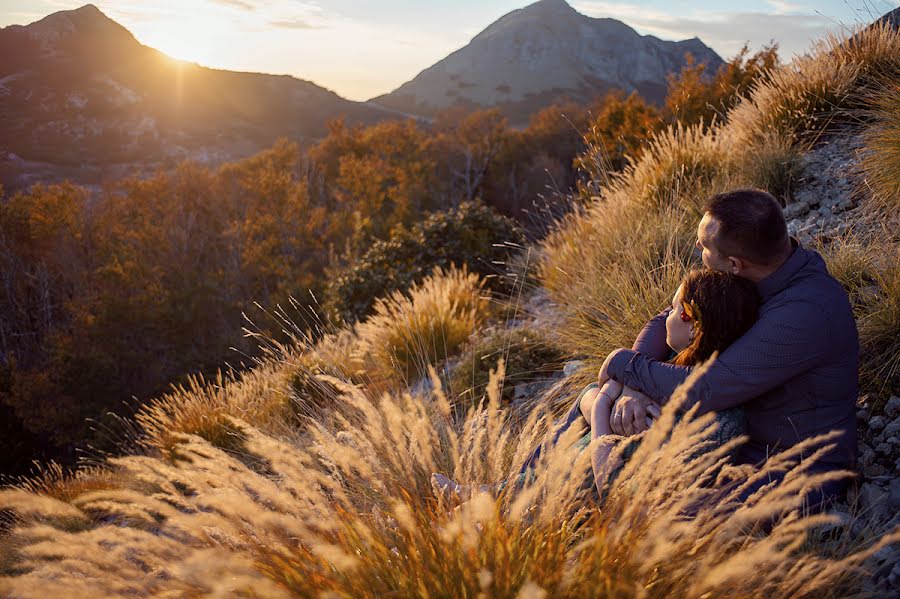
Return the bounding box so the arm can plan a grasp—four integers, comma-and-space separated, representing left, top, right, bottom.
577, 91, 661, 173
666, 45, 780, 127
431, 109, 509, 205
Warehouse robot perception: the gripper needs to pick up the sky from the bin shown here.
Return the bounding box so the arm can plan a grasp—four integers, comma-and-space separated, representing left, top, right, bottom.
1, 0, 898, 101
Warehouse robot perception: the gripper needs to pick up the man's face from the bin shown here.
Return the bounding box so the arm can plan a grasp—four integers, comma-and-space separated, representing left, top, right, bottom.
696, 214, 734, 273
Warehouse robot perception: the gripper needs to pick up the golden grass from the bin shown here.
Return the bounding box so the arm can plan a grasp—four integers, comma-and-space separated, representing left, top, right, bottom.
355, 265, 491, 385
3, 21, 900, 599
621, 123, 724, 213
724, 23, 900, 148
822, 232, 900, 399
861, 80, 900, 210
1, 360, 896, 597
135, 362, 295, 456
727, 129, 804, 205
540, 202, 696, 381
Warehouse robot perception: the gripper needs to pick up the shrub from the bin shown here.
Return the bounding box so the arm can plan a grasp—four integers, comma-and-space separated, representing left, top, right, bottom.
326, 201, 526, 324
449, 324, 568, 407
575, 91, 660, 173
665, 44, 780, 128
354, 266, 491, 385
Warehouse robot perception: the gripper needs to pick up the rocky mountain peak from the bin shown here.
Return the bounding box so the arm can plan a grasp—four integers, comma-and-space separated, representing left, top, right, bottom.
374, 0, 722, 124
524, 0, 579, 16
22, 3, 137, 54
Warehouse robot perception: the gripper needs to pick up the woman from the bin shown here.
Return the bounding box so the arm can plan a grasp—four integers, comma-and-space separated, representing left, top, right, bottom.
433, 269, 760, 501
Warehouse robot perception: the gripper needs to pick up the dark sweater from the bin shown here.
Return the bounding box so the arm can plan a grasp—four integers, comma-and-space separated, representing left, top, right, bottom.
608, 242, 859, 475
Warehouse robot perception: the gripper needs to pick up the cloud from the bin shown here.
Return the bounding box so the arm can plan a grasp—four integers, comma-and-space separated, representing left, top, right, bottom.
268, 18, 321, 29
210, 0, 256, 11
766, 1, 807, 15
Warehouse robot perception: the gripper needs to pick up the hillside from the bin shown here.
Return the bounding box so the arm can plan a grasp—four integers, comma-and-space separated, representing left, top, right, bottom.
0, 4, 391, 192
373, 0, 723, 125
1, 12, 900, 599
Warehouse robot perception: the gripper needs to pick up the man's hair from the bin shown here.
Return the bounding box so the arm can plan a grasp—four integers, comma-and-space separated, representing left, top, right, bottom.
703, 189, 790, 266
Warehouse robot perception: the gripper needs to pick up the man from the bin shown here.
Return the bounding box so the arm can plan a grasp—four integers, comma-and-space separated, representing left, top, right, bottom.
601, 188, 858, 510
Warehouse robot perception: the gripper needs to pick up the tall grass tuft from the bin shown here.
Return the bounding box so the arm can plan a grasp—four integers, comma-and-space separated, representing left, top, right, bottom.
727, 129, 803, 205
862, 79, 900, 211
822, 233, 900, 400
355, 265, 491, 385
621, 123, 724, 213
1, 361, 897, 597
725, 22, 900, 148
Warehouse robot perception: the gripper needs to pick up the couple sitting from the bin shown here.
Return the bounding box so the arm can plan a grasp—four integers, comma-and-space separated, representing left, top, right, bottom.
435, 189, 859, 513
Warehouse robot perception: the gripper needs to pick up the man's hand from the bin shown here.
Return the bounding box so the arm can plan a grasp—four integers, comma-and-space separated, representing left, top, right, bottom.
598, 348, 627, 387
610, 386, 655, 436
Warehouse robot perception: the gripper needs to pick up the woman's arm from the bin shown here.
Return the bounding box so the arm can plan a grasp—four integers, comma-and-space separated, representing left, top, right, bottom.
580, 380, 623, 425
589, 386, 621, 495
591, 380, 621, 436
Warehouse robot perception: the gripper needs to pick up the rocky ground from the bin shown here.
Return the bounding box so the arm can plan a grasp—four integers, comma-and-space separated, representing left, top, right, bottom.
785, 128, 870, 245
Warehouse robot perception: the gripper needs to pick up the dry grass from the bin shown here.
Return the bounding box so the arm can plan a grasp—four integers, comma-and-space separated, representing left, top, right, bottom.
355, 265, 491, 385
2, 20, 900, 599
821, 232, 900, 400
135, 362, 295, 456
622, 123, 725, 213
540, 201, 696, 381
724, 23, 900, 148
861, 80, 900, 210
727, 129, 804, 205
1, 360, 897, 597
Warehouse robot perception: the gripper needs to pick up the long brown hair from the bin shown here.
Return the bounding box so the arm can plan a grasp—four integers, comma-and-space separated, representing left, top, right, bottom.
672, 269, 760, 366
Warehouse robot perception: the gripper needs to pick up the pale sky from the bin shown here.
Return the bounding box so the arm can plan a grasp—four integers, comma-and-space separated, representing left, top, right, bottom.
1, 0, 898, 101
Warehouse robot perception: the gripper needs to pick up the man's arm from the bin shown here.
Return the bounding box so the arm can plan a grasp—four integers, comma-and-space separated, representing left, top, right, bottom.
606, 301, 831, 414
631, 309, 672, 359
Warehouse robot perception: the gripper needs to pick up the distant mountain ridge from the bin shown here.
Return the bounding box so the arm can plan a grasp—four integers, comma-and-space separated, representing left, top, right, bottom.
372, 0, 724, 125
0, 1, 724, 191
0, 4, 391, 191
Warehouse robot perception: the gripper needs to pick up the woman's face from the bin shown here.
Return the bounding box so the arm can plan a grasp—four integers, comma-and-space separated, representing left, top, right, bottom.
666, 284, 694, 352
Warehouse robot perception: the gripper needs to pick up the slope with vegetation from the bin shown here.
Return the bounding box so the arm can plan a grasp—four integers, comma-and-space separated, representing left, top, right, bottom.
2, 18, 900, 599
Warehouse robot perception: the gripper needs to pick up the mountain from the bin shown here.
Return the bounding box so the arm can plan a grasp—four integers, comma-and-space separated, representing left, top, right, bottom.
0, 4, 392, 192
372, 0, 723, 125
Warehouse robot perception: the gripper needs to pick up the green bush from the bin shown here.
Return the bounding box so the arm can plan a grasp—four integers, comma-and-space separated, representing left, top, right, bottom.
326, 201, 526, 324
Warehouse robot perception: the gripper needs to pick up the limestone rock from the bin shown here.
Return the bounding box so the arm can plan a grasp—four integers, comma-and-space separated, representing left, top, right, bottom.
886, 396, 900, 419
859, 482, 890, 520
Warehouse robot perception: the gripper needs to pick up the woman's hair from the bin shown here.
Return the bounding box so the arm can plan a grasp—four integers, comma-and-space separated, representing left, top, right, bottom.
672, 269, 761, 367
